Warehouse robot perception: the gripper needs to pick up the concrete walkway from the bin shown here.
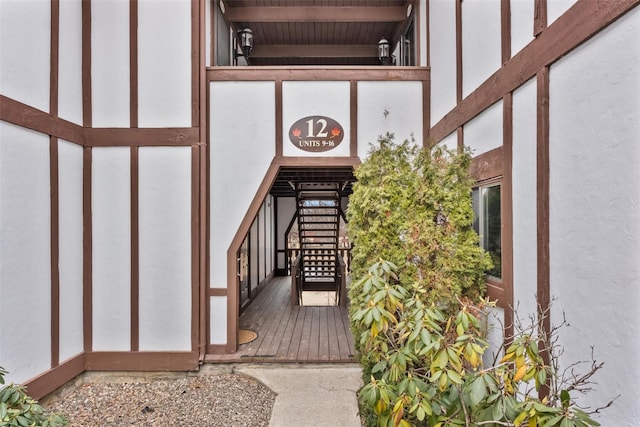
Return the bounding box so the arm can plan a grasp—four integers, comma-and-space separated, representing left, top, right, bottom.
236, 364, 363, 427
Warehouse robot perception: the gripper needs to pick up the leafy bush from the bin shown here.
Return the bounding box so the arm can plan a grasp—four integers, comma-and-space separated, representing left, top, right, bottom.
352, 261, 606, 427
0, 366, 67, 427
347, 134, 491, 378
347, 134, 491, 312
347, 134, 609, 426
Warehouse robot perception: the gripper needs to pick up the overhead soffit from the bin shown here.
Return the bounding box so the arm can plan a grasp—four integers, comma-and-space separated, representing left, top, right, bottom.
220, 0, 414, 66
270, 167, 356, 198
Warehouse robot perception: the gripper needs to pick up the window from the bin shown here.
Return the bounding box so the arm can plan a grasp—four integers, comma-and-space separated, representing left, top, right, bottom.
472, 183, 501, 278
400, 20, 415, 66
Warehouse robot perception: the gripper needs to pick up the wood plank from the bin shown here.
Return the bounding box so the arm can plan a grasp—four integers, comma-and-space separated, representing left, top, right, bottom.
318, 306, 330, 361
285, 305, 307, 360
327, 306, 342, 361
297, 307, 314, 361
262, 297, 297, 357
338, 305, 355, 360
276, 305, 301, 359
250, 289, 290, 357
307, 307, 321, 361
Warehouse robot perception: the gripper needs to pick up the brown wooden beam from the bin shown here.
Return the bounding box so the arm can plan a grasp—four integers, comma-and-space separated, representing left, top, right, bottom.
82, 147, 93, 353
50, 137, 60, 368
251, 44, 378, 58
130, 146, 139, 352
207, 66, 429, 82
501, 93, 514, 342
469, 146, 503, 183
85, 351, 199, 371
534, 0, 547, 36
536, 67, 551, 398
85, 127, 200, 147
225, 6, 407, 23
0, 95, 84, 144
24, 354, 86, 400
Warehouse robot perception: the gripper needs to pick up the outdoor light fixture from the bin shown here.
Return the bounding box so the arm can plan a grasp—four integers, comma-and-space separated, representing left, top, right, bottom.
378, 38, 391, 65
235, 28, 253, 59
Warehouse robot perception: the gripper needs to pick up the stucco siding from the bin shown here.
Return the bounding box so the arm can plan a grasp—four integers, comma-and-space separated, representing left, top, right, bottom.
138, 147, 192, 351
92, 147, 131, 351
463, 100, 503, 156
429, 0, 457, 125
58, 140, 84, 362
91, 0, 130, 127
138, 0, 191, 128
549, 7, 640, 424
357, 81, 423, 157
511, 79, 538, 324
58, 0, 83, 125
0, 0, 50, 113
0, 123, 51, 383
510, 0, 535, 56
462, 0, 501, 98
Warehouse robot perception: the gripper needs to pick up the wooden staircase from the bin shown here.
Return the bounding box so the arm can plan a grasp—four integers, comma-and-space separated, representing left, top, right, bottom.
293, 183, 343, 305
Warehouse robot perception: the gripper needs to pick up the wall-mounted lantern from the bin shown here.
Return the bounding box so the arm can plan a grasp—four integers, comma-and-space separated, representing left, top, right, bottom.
378, 38, 391, 65
235, 28, 253, 60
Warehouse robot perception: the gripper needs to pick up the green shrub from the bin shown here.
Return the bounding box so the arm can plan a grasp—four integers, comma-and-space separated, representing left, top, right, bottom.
347, 134, 491, 313
0, 366, 67, 427
347, 134, 608, 426
352, 261, 604, 427
347, 134, 491, 376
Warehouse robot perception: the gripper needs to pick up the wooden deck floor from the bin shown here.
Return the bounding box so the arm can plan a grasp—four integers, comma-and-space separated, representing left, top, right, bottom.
205, 276, 356, 363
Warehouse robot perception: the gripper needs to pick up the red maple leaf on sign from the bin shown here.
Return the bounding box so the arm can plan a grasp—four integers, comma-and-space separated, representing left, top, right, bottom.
330, 127, 341, 137
292, 128, 301, 137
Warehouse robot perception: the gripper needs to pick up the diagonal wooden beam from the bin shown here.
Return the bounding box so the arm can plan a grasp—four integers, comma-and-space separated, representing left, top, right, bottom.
225, 6, 407, 23
251, 44, 378, 58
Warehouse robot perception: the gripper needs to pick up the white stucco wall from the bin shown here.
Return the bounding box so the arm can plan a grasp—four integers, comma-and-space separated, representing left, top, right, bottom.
92, 0, 130, 127
463, 100, 503, 156
548, 0, 577, 26
357, 81, 423, 158
210, 81, 275, 286
138, 147, 192, 351
0, 123, 51, 384
435, 131, 457, 152
511, 79, 538, 324
209, 296, 227, 345
282, 81, 351, 157
58, 0, 83, 125
510, 0, 534, 56
483, 306, 505, 367
92, 147, 131, 351
0, 0, 50, 113
209, 81, 275, 343
429, 0, 457, 125
138, 0, 191, 128
58, 140, 85, 362
549, 8, 640, 425
462, 0, 501, 98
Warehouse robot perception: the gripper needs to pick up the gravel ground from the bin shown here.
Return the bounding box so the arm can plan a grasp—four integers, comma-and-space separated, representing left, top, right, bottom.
41, 370, 276, 426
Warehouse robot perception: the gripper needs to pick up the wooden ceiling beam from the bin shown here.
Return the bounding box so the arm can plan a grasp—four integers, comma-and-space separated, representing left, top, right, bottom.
251, 44, 378, 58
225, 6, 407, 23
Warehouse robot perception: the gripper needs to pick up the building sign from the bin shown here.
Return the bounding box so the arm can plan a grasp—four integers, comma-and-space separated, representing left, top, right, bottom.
288, 115, 344, 152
